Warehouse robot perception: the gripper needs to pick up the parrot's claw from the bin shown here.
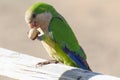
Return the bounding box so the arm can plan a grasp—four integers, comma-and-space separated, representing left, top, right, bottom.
36, 60, 59, 67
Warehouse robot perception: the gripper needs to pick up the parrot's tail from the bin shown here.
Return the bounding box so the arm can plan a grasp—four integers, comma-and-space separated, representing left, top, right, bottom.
68, 52, 92, 71
63, 46, 92, 71
82, 59, 92, 71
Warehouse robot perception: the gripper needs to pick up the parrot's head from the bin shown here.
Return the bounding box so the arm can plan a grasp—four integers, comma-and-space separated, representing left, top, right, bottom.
25, 2, 58, 40
25, 2, 57, 40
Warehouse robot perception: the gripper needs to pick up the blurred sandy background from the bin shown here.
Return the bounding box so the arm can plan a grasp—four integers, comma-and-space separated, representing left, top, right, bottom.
0, 0, 120, 79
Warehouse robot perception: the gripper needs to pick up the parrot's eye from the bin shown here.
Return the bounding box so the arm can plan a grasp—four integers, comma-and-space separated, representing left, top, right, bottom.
32, 14, 36, 18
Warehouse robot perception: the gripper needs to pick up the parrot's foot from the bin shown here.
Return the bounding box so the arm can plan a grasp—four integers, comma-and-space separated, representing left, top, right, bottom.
36, 60, 59, 67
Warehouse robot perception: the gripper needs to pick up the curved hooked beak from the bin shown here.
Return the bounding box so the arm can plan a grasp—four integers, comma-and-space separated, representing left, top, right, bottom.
27, 21, 40, 40
28, 21, 39, 29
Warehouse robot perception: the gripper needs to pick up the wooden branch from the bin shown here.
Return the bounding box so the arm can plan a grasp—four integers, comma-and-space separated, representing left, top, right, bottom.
0, 48, 119, 80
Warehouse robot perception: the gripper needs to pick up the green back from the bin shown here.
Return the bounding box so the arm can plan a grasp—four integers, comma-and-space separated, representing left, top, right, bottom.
49, 17, 86, 59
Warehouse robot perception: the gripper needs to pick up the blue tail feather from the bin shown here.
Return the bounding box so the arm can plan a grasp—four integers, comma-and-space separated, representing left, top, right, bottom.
68, 52, 89, 70
63, 46, 90, 70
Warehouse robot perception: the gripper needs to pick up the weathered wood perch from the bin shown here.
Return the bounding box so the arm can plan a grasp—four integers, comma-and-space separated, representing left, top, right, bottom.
0, 48, 119, 80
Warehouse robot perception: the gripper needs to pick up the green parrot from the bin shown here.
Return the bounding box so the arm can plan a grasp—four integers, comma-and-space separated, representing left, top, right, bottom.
25, 2, 91, 71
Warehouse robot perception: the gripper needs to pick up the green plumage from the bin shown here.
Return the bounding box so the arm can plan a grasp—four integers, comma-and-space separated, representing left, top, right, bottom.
26, 2, 91, 70
49, 17, 86, 59
26, 2, 58, 17
41, 34, 77, 67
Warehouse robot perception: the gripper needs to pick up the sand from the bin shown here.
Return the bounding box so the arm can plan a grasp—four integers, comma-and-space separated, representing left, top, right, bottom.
0, 0, 120, 79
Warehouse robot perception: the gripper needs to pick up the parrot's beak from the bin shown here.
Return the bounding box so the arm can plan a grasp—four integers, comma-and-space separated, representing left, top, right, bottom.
27, 21, 40, 40
27, 20, 44, 40
28, 21, 39, 29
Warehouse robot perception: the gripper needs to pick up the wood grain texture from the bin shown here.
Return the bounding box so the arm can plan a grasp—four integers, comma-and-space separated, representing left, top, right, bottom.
0, 48, 119, 80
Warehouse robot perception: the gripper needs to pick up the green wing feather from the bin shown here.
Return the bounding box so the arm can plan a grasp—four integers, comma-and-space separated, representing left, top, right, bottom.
49, 17, 86, 59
